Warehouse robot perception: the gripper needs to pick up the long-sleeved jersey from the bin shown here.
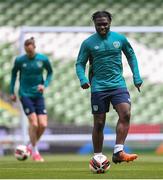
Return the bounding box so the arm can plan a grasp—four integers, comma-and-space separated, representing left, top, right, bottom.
76, 31, 143, 92
10, 53, 53, 97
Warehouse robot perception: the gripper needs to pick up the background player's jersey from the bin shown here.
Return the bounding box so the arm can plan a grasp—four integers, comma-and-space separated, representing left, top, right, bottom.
10, 53, 53, 97
76, 31, 143, 92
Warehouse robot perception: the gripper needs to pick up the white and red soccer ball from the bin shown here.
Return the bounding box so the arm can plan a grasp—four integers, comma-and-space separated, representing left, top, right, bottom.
89, 154, 110, 173
14, 145, 30, 161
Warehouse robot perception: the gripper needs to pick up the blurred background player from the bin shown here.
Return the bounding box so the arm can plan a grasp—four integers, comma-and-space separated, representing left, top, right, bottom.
10, 37, 53, 162
76, 11, 143, 164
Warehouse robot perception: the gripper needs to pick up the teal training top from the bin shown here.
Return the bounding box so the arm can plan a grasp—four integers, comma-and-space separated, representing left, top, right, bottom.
10, 53, 53, 97
76, 31, 143, 92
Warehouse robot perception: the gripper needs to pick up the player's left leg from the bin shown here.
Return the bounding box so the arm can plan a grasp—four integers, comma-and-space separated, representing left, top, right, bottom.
37, 114, 48, 141
35, 96, 47, 141
30, 114, 47, 162
31, 97, 47, 162
114, 102, 131, 145
112, 103, 138, 163
111, 88, 138, 163
27, 112, 39, 156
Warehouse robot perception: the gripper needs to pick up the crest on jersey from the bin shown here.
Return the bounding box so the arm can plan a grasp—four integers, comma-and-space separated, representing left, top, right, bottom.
113, 41, 120, 48
37, 61, 43, 68
93, 105, 98, 111
94, 46, 99, 50
22, 63, 27, 68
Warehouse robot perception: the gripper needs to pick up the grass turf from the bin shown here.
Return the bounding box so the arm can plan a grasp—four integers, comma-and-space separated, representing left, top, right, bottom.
0, 153, 163, 179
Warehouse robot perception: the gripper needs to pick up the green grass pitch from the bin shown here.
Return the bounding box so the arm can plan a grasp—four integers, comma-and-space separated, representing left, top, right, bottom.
0, 153, 163, 179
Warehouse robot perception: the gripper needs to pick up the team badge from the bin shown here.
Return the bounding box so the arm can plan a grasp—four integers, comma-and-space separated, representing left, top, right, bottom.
113, 41, 120, 48
93, 105, 98, 111
22, 63, 27, 68
25, 108, 30, 114
43, 109, 47, 114
37, 61, 43, 68
94, 46, 99, 50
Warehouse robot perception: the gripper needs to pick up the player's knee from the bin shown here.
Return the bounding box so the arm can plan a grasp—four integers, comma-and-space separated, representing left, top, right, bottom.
95, 121, 105, 132
122, 111, 131, 122
39, 121, 47, 129
94, 114, 105, 132
30, 122, 38, 129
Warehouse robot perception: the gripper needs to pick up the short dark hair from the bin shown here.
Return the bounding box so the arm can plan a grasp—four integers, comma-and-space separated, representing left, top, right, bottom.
24, 37, 35, 46
92, 11, 112, 22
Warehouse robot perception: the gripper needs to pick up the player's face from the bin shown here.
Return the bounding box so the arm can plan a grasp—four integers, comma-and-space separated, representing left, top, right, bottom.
94, 17, 111, 37
24, 44, 35, 58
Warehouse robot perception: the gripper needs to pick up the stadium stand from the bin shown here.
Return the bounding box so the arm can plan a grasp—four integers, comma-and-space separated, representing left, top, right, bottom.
0, 0, 163, 128
0, 0, 162, 26
0, 99, 19, 127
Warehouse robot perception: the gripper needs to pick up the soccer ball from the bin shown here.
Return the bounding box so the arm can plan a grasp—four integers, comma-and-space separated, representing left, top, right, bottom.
14, 145, 29, 161
89, 154, 110, 173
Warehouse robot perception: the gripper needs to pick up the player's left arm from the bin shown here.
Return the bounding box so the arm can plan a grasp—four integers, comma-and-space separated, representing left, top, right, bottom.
43, 57, 53, 88
122, 36, 143, 91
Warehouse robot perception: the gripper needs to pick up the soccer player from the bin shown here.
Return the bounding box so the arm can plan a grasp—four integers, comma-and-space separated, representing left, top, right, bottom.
76, 11, 143, 164
10, 37, 53, 162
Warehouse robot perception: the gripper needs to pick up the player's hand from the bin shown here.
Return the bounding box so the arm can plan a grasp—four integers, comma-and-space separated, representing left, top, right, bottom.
81, 83, 90, 89
135, 83, 142, 92
37, 84, 45, 93
10, 94, 17, 102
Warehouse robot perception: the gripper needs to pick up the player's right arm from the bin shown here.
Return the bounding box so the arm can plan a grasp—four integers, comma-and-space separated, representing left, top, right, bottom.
76, 41, 90, 89
9, 58, 20, 101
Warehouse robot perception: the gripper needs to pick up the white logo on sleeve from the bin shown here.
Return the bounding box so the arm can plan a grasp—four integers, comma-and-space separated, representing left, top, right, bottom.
128, 98, 131, 103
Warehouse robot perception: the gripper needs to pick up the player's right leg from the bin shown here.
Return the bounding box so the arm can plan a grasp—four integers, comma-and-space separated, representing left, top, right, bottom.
20, 97, 41, 161
92, 113, 106, 153
91, 91, 110, 154
20, 97, 38, 150
91, 91, 112, 163
90, 91, 111, 170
